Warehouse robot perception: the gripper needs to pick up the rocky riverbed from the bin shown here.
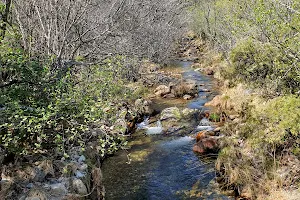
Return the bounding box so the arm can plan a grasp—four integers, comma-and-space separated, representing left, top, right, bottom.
102, 60, 233, 200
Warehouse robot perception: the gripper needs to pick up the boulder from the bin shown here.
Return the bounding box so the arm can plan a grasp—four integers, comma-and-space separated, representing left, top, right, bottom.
193, 137, 219, 154
134, 98, 154, 115
154, 85, 170, 96
78, 155, 86, 163
171, 80, 198, 97
160, 107, 183, 134
204, 95, 223, 107
181, 108, 197, 118
143, 100, 154, 115
204, 95, 234, 110
160, 107, 181, 121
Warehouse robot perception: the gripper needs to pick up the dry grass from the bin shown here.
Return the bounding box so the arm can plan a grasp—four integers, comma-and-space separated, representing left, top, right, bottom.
214, 83, 300, 199
261, 189, 300, 200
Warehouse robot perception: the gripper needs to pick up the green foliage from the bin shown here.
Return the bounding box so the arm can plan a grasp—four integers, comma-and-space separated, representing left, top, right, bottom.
217, 95, 300, 196
209, 113, 220, 122
191, 0, 300, 94
0, 35, 139, 157
192, 0, 300, 196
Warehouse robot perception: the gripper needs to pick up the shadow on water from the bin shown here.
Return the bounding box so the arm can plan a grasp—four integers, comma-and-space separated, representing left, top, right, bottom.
102, 61, 231, 200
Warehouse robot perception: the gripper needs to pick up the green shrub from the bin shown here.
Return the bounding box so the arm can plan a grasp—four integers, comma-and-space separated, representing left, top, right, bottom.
191, 0, 300, 95
217, 95, 300, 197
209, 113, 221, 122
0, 42, 137, 157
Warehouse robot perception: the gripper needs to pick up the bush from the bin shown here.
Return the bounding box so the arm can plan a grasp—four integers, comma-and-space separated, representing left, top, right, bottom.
191, 0, 300, 95
0, 42, 138, 157
217, 95, 300, 198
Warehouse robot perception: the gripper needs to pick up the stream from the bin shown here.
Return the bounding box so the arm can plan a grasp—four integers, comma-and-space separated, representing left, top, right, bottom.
102, 61, 232, 200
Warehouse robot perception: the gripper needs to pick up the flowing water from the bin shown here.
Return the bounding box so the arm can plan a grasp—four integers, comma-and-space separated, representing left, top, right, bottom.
102, 61, 232, 200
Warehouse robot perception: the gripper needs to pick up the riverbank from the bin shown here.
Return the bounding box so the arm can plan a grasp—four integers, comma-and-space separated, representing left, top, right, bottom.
0, 54, 225, 199
183, 33, 300, 199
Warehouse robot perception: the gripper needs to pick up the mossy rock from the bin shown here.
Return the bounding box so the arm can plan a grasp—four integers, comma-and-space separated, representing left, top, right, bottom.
160, 107, 182, 121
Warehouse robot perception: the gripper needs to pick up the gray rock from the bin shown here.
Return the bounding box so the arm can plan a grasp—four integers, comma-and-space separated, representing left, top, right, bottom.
135, 99, 154, 115
181, 108, 196, 117
79, 164, 88, 171
199, 118, 211, 126
75, 170, 85, 178
160, 107, 181, 121
183, 94, 192, 100
72, 178, 88, 195
171, 79, 198, 96
49, 183, 68, 196
78, 155, 86, 163
154, 85, 170, 96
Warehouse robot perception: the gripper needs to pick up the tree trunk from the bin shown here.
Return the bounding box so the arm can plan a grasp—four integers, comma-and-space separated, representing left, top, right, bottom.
0, 0, 12, 42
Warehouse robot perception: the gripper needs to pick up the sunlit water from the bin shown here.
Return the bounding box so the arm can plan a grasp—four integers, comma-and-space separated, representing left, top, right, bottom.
102, 61, 231, 200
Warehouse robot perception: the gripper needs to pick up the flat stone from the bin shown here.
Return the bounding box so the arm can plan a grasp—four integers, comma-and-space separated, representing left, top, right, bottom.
183, 94, 193, 100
